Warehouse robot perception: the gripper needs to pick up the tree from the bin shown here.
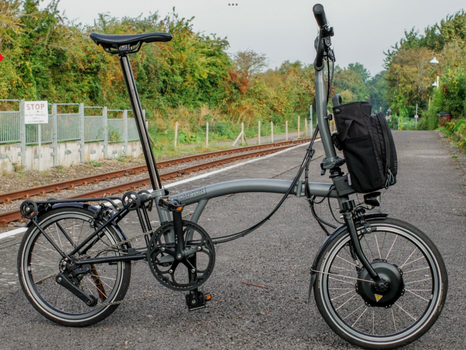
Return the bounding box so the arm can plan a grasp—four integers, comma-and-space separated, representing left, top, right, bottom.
385, 47, 435, 116
333, 62, 370, 103
368, 71, 389, 113
233, 50, 268, 78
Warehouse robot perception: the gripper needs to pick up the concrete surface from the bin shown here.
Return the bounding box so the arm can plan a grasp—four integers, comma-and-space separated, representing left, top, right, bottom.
0, 130, 465, 350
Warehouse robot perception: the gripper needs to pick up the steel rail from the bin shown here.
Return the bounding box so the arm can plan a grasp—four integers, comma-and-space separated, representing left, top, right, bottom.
0, 139, 309, 204
0, 141, 308, 225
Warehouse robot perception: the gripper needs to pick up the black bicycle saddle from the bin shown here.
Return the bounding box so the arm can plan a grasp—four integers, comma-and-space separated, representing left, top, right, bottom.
90, 32, 172, 53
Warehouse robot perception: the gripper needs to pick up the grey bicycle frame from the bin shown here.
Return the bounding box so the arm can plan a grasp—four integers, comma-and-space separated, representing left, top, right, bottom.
69, 18, 380, 283
118, 35, 353, 227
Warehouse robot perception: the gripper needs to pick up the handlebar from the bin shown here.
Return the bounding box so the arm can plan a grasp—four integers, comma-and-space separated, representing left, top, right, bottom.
312, 3, 339, 166
313, 4, 327, 28
312, 3, 333, 70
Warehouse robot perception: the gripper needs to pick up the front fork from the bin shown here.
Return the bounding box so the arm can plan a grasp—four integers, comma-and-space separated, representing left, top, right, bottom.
341, 200, 381, 282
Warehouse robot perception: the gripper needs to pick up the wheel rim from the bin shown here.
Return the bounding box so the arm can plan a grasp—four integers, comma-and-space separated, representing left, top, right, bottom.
319, 223, 443, 345
20, 210, 126, 323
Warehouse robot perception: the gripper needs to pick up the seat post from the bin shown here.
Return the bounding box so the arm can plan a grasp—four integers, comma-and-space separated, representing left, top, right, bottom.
119, 54, 162, 190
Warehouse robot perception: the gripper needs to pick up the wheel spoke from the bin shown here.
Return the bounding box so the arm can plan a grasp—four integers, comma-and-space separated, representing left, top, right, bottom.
391, 308, 397, 333
405, 277, 432, 285
374, 233, 382, 259
33, 273, 56, 284
33, 242, 61, 256
385, 234, 398, 260
394, 302, 418, 322
401, 256, 425, 269
331, 289, 356, 302
404, 289, 431, 302
336, 255, 358, 267
402, 266, 430, 274
55, 222, 76, 248
351, 307, 368, 328
400, 248, 419, 269
342, 304, 365, 321
85, 276, 109, 300
31, 252, 57, 266
335, 293, 358, 311
330, 265, 355, 273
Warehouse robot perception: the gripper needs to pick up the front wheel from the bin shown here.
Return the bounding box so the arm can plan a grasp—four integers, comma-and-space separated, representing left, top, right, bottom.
314, 218, 447, 349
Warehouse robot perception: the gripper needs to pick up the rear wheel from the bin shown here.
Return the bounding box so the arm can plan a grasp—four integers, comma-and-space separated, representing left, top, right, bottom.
17, 207, 131, 326
314, 218, 447, 349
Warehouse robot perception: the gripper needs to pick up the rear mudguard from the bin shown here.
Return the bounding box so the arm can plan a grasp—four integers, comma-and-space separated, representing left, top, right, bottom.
26, 202, 129, 245
308, 213, 388, 299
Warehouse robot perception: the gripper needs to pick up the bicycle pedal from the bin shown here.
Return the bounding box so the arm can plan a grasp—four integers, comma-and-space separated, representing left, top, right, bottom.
185, 291, 211, 311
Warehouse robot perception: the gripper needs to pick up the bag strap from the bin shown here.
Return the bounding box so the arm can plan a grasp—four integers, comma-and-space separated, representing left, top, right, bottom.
376, 112, 392, 186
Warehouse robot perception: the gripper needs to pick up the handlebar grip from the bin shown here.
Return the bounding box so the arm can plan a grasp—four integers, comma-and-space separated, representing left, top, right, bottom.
313, 4, 327, 28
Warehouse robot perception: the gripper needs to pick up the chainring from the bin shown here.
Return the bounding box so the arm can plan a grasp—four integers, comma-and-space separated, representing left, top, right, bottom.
148, 220, 215, 291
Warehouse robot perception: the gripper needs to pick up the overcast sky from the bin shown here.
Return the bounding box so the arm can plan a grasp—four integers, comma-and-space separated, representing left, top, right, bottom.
52, 0, 465, 77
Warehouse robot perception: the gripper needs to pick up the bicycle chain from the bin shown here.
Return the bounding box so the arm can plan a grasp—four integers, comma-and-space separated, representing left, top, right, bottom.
74, 223, 209, 308
75, 227, 174, 308
78, 227, 156, 261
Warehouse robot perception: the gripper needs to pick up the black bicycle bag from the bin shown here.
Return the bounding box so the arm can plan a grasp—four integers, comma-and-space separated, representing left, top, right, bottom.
332, 101, 397, 193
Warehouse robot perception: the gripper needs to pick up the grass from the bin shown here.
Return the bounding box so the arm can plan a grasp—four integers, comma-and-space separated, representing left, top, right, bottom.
87, 160, 103, 167
151, 142, 232, 161
147, 118, 308, 160
40, 171, 51, 177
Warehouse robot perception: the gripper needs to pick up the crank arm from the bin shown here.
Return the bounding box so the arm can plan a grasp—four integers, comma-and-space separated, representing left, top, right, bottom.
173, 210, 186, 259
55, 273, 97, 307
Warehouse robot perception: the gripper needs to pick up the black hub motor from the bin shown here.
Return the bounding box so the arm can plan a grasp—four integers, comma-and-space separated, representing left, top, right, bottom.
356, 259, 405, 308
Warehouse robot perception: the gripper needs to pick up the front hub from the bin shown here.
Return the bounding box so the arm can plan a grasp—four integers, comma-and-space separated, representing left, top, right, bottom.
356, 259, 404, 307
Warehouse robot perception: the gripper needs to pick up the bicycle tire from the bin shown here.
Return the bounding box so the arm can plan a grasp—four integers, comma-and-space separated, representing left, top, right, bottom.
17, 207, 132, 326
314, 217, 447, 349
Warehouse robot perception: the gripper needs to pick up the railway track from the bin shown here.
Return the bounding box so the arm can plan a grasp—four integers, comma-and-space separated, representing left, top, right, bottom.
0, 139, 310, 225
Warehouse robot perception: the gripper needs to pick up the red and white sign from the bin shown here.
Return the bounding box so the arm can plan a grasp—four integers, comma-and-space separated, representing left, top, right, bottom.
0, 53, 4, 62
24, 101, 49, 124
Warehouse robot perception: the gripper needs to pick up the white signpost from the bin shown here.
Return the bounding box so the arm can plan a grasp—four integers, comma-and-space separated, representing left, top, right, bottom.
25, 101, 48, 171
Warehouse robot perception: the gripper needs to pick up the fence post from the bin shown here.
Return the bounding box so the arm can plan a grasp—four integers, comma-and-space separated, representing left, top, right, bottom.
78, 103, 85, 163
304, 118, 308, 138
256, 121, 259, 145
51, 103, 58, 166
286, 121, 288, 141
123, 110, 128, 155
309, 105, 313, 136
271, 121, 274, 143
206, 122, 209, 147
241, 123, 245, 145
297, 116, 300, 139
19, 100, 26, 167
174, 121, 178, 148
102, 106, 108, 159
38, 123, 42, 172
